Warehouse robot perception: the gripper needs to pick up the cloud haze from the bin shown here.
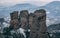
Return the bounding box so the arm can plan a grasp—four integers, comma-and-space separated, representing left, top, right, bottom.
0, 0, 60, 6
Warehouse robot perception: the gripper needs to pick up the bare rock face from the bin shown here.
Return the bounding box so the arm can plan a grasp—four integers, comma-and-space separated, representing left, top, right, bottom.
10, 11, 19, 30
20, 10, 29, 29
10, 11, 18, 20
29, 13, 35, 38
34, 9, 47, 33
29, 9, 48, 38
10, 9, 48, 38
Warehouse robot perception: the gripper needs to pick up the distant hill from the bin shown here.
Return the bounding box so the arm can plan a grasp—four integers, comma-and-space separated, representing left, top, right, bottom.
48, 23, 60, 30
0, 3, 37, 17
47, 23, 60, 33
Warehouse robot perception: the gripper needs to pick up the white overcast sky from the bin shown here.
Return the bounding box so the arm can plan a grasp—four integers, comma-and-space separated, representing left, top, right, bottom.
0, 0, 60, 6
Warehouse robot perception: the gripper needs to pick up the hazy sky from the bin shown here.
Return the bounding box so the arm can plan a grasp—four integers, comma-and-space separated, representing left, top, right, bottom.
0, 0, 60, 6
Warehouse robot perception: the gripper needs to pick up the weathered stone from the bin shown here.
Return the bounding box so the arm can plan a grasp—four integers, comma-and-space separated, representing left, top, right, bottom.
10, 11, 18, 20
38, 33, 49, 38
20, 10, 29, 29
29, 9, 47, 38
10, 11, 19, 30
10, 9, 48, 38
35, 9, 47, 38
